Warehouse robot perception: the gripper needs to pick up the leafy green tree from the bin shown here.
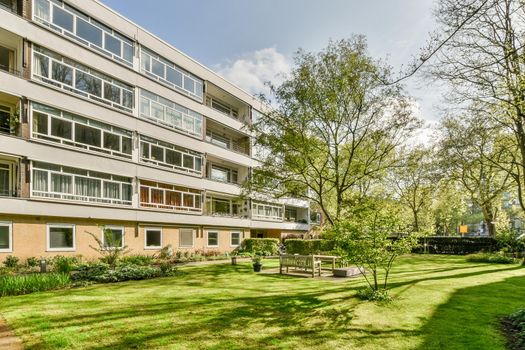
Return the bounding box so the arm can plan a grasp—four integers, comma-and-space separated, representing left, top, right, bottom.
248, 37, 421, 225
432, 180, 467, 235
330, 202, 419, 297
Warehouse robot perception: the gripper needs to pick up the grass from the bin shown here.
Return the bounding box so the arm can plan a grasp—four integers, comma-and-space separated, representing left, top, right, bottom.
0, 255, 524, 349
0, 273, 70, 297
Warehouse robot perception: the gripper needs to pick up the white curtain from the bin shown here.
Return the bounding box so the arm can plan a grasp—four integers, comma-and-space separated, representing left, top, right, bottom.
51, 173, 72, 194
32, 170, 48, 192
104, 182, 120, 199
75, 176, 100, 198
34, 0, 50, 21
0, 168, 9, 196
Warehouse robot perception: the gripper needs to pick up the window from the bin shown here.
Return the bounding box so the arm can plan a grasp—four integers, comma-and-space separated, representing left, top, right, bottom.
32, 161, 132, 206
102, 226, 124, 249
32, 102, 133, 159
139, 89, 203, 137
33, 0, 134, 66
139, 135, 203, 175
205, 196, 242, 217
0, 45, 14, 73
285, 208, 298, 222
209, 164, 238, 184
140, 180, 202, 213
47, 224, 75, 251
179, 228, 194, 248
0, 162, 12, 197
32, 46, 134, 113
206, 96, 239, 119
0, 222, 12, 252
139, 47, 203, 101
251, 201, 283, 221
207, 231, 218, 247
145, 228, 162, 249
231, 232, 241, 247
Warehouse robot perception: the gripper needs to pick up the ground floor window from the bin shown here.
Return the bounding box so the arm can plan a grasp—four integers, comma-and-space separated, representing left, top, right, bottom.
207, 231, 219, 247
179, 228, 194, 248
102, 226, 124, 248
145, 228, 162, 249
231, 231, 241, 247
47, 224, 75, 251
0, 221, 12, 252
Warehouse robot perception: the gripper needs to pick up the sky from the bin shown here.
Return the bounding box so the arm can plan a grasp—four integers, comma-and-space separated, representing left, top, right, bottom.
101, 0, 442, 136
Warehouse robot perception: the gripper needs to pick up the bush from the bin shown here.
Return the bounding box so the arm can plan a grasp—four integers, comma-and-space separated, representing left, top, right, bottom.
52, 256, 80, 274
120, 255, 155, 266
414, 236, 498, 255
503, 309, 525, 349
465, 252, 518, 264
357, 288, 392, 302
72, 262, 175, 283
240, 238, 279, 256
3, 256, 19, 268
0, 273, 70, 296
25, 257, 39, 268
284, 239, 335, 255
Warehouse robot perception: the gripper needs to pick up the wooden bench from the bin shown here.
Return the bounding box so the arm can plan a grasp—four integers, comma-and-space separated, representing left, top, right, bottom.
279, 254, 321, 277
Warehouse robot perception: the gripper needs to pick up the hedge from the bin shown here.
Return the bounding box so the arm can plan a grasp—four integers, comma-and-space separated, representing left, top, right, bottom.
284, 239, 335, 255
413, 236, 498, 255
240, 238, 279, 256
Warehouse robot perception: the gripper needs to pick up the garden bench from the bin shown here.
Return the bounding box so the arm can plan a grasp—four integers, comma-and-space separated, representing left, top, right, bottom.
279, 254, 321, 277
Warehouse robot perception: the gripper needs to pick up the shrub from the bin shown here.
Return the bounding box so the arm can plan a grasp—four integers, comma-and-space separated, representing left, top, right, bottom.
3, 255, 19, 268
158, 245, 174, 260
503, 309, 525, 349
72, 263, 174, 283
26, 257, 39, 268
240, 238, 279, 256
87, 228, 131, 268
0, 273, 70, 296
465, 252, 518, 264
357, 288, 392, 302
284, 239, 335, 255
159, 262, 178, 276
72, 263, 110, 282
414, 236, 498, 255
120, 255, 155, 266
52, 256, 80, 274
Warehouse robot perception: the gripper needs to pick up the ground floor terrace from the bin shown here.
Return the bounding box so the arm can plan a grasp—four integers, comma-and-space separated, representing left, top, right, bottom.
0, 255, 523, 349
0, 214, 305, 261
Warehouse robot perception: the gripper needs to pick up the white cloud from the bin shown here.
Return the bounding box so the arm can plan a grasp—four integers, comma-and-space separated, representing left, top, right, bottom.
214, 47, 291, 98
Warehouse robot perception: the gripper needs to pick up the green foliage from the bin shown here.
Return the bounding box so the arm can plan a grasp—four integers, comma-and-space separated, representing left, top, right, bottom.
25, 257, 39, 268
331, 203, 419, 293
51, 256, 80, 274
3, 255, 19, 268
87, 228, 131, 268
284, 239, 334, 255
504, 309, 525, 349
240, 238, 279, 256
158, 244, 174, 260
415, 236, 499, 255
0, 273, 70, 296
356, 288, 392, 302
465, 252, 518, 264
72, 262, 176, 283
120, 255, 155, 266
495, 230, 525, 256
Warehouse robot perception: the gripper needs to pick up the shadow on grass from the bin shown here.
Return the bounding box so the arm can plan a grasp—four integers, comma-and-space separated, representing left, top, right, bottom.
416, 274, 525, 350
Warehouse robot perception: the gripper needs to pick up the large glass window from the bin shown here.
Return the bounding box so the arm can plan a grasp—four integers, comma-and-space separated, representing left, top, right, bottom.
145, 228, 162, 249
251, 201, 283, 221
0, 222, 12, 252
31, 161, 132, 206
139, 89, 202, 137
210, 164, 238, 184
231, 232, 241, 247
140, 180, 202, 213
139, 135, 202, 175
32, 46, 134, 113
32, 102, 132, 159
205, 196, 241, 217
179, 228, 194, 248
140, 47, 203, 102
102, 226, 124, 248
33, 0, 134, 66
207, 231, 218, 247
47, 224, 75, 251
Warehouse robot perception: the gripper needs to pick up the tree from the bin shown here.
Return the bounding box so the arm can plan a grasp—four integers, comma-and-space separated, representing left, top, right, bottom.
388, 147, 438, 233
429, 0, 525, 213
248, 37, 421, 225
438, 112, 512, 236
87, 228, 130, 268
432, 180, 468, 235
330, 202, 419, 299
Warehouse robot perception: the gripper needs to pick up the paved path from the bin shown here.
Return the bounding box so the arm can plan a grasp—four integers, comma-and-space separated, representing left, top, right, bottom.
0, 316, 23, 350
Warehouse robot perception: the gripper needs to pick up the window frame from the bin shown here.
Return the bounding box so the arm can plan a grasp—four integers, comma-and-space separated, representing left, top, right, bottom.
179, 228, 194, 248
0, 221, 13, 253
101, 225, 125, 249
206, 230, 219, 248
230, 231, 241, 247
46, 223, 76, 252
144, 227, 163, 250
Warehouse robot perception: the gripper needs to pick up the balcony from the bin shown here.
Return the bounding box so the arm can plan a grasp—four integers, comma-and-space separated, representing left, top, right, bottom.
0, 27, 23, 77
0, 155, 18, 198
0, 0, 18, 15
284, 206, 309, 224
205, 83, 250, 124
0, 91, 20, 137
139, 180, 202, 214
205, 119, 250, 156
205, 194, 247, 218
205, 155, 249, 186
251, 201, 284, 222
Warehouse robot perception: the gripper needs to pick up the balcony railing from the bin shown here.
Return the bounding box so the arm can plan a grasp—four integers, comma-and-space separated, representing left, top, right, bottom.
140, 184, 202, 214
205, 130, 250, 156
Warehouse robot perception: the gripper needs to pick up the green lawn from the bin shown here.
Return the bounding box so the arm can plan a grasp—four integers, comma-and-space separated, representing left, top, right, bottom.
0, 255, 524, 349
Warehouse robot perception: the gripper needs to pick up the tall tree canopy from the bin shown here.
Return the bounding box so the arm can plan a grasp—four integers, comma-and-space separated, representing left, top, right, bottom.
248, 37, 421, 225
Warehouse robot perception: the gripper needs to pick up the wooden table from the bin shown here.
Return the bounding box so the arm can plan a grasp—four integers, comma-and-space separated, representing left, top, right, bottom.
313, 255, 340, 271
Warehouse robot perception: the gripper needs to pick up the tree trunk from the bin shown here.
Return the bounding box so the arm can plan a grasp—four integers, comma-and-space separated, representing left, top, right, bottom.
481, 206, 496, 236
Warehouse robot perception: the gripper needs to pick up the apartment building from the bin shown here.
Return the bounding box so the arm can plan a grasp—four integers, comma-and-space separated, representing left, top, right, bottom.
0, 0, 316, 260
